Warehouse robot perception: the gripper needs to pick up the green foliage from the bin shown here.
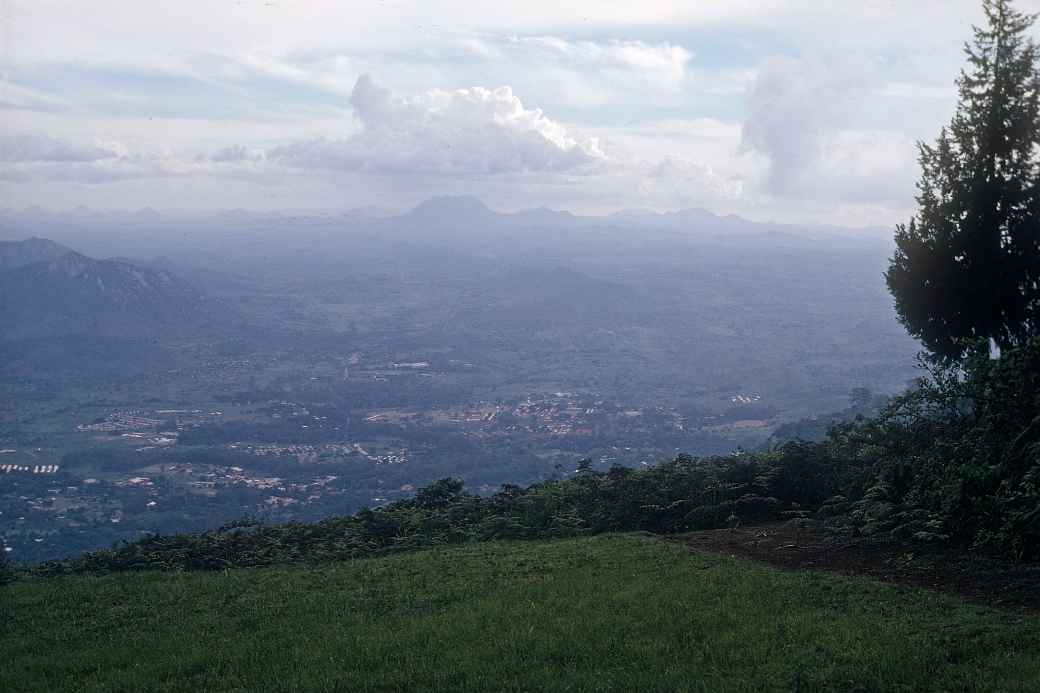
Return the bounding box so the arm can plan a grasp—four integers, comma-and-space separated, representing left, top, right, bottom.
823, 338, 1040, 558
31, 448, 837, 576
770, 388, 888, 444
7, 536, 1040, 692
413, 477, 466, 508
887, 0, 1040, 360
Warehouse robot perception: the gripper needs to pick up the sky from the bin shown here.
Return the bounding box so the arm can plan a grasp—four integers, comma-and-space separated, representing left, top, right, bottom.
2, 0, 1039, 225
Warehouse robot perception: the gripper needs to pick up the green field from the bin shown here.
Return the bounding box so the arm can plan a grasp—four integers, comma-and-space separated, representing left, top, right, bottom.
4, 534, 1039, 692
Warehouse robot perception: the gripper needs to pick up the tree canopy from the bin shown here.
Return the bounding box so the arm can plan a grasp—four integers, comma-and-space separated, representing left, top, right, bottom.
887, 0, 1040, 360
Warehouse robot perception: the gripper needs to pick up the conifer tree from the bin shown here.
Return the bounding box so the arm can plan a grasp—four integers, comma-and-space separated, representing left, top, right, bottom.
887, 0, 1040, 360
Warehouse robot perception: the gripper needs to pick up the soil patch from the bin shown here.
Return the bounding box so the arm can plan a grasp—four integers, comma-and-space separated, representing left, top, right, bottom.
680, 524, 1040, 612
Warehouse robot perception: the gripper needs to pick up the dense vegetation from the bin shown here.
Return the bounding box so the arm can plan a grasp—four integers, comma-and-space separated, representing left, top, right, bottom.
7, 536, 1040, 692
874, 0, 1040, 558
823, 341, 1040, 559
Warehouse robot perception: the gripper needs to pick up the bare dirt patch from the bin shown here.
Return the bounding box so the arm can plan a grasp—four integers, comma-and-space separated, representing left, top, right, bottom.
680, 524, 1040, 612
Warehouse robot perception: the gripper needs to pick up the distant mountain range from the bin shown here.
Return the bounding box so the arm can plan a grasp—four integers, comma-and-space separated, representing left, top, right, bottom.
0, 196, 892, 239
0, 238, 231, 340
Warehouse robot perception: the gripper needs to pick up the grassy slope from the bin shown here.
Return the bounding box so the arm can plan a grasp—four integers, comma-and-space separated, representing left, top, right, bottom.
4, 535, 1040, 692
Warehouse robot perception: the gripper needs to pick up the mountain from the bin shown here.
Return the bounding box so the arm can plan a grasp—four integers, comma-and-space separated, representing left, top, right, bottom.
0, 238, 232, 340
134, 206, 162, 221
509, 206, 581, 227
0, 236, 73, 271
340, 205, 398, 220
106, 255, 179, 273
402, 195, 498, 229
393, 196, 813, 239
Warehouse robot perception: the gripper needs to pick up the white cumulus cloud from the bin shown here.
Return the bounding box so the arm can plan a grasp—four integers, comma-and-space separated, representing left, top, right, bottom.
270, 75, 606, 175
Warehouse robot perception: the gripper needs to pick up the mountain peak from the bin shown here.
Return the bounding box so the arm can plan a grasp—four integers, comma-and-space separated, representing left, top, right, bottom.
0, 242, 231, 340
671, 207, 721, 221
408, 195, 494, 218
0, 237, 75, 271
134, 206, 162, 220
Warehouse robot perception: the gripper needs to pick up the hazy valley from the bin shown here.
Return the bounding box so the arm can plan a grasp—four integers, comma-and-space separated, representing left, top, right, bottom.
0, 199, 916, 561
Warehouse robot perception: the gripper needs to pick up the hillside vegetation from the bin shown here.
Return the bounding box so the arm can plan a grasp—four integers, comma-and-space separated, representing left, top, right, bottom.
6, 535, 1040, 693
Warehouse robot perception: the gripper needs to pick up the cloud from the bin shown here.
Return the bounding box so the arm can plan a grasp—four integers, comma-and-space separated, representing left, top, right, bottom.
0, 80, 70, 112
643, 156, 744, 201
4, 160, 165, 184
0, 133, 169, 183
741, 55, 874, 195
270, 75, 606, 175
0, 134, 120, 163
0, 133, 282, 185
805, 130, 917, 206
210, 145, 262, 163
428, 35, 701, 112
737, 55, 918, 209
468, 36, 692, 88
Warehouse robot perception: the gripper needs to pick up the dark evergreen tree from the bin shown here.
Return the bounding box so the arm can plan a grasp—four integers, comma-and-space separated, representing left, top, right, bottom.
887, 0, 1040, 360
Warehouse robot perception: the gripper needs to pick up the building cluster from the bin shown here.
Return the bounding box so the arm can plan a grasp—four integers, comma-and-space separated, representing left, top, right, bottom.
78, 408, 226, 437
359, 392, 691, 443
230, 442, 353, 459
1, 464, 60, 474
78, 411, 162, 432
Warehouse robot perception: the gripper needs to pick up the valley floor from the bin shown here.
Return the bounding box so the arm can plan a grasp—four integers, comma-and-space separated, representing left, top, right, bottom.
5, 534, 1040, 692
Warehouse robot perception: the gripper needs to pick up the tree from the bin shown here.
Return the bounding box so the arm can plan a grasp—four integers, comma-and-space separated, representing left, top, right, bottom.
887, 0, 1040, 361
413, 477, 466, 508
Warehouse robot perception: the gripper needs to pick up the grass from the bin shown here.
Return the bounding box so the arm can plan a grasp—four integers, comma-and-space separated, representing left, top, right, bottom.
3, 534, 1040, 692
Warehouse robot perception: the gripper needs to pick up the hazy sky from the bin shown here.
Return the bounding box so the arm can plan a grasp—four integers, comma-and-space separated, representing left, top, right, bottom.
2, 0, 1038, 224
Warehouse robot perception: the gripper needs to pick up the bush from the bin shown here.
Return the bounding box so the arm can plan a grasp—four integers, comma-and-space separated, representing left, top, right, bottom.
826, 339, 1040, 558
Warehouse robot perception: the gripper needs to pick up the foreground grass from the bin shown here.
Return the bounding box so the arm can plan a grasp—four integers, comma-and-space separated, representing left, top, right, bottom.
4, 535, 1040, 692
